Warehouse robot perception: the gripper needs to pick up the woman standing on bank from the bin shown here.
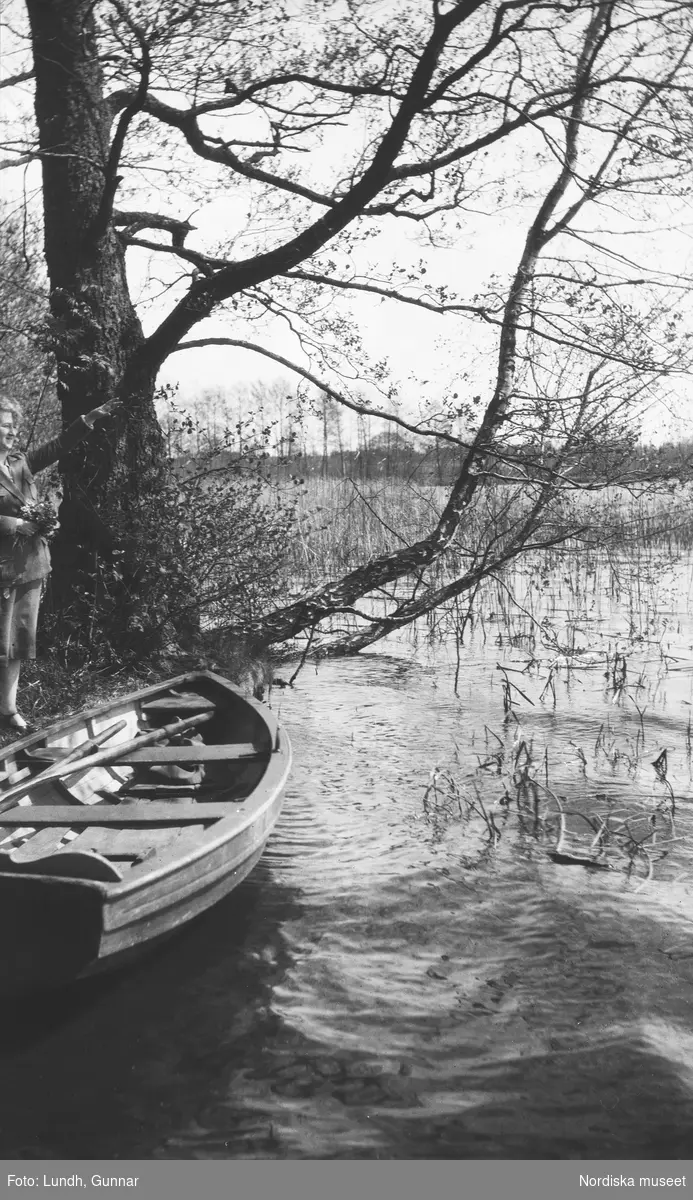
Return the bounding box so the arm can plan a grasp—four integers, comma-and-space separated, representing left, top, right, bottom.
0, 396, 119, 732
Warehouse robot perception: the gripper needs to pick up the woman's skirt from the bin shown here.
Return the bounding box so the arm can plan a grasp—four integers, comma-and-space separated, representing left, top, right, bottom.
0, 579, 42, 662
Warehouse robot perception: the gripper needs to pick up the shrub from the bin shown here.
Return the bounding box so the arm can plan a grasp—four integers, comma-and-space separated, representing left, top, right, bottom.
39, 432, 298, 665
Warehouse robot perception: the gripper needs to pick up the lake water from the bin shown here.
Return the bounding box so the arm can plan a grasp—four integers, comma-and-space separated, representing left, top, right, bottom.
2, 552, 693, 1159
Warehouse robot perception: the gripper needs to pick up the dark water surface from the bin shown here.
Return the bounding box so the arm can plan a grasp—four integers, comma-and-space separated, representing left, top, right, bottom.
3, 585, 693, 1158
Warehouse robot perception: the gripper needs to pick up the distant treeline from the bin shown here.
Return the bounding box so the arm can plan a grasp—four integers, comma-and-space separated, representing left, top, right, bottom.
277, 437, 469, 484
190, 435, 693, 487
163, 385, 693, 486
267, 436, 693, 485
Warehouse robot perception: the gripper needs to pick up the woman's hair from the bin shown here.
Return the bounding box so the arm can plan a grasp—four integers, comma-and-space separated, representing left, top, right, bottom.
0, 397, 23, 423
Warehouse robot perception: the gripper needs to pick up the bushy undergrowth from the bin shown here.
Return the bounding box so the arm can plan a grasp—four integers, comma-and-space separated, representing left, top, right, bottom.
39, 439, 299, 667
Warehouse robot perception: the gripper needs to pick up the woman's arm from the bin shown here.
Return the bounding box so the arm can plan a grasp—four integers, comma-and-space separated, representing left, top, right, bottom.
25, 401, 121, 475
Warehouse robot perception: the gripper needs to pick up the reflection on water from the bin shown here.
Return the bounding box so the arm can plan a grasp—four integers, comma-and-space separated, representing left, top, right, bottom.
2, 558, 693, 1157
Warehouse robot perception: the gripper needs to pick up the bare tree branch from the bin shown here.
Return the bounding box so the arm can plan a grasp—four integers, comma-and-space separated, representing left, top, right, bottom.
0, 70, 33, 89
113, 209, 196, 245
172, 336, 471, 448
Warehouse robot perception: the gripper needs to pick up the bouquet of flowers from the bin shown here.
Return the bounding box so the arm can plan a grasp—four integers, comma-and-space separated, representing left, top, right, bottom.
15, 498, 61, 541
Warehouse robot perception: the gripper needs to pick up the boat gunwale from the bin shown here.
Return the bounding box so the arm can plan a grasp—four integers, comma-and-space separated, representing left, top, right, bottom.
0, 670, 279, 760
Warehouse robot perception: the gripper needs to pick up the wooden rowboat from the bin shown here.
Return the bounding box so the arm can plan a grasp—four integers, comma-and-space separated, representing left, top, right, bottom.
0, 670, 291, 996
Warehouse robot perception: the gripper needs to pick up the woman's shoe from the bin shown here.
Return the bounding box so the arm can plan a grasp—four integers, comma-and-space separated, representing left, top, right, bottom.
0, 711, 34, 733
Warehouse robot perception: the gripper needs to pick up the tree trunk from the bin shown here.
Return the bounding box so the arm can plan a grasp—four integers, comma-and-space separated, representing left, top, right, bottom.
25, 0, 165, 644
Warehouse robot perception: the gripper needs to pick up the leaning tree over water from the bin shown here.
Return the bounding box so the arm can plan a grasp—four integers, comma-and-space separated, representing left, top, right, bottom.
2, 0, 693, 654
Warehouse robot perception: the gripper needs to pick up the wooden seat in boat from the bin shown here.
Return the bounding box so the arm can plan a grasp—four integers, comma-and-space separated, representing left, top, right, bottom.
18, 741, 263, 767
141, 694, 217, 714
0, 802, 235, 825
0, 847, 124, 882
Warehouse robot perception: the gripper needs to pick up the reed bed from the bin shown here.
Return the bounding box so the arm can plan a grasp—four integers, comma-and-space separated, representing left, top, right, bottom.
283, 477, 693, 588
274, 477, 693, 661
285, 478, 449, 581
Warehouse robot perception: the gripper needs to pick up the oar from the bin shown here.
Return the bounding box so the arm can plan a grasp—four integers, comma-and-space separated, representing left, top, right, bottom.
0, 711, 214, 816
0, 717, 129, 815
